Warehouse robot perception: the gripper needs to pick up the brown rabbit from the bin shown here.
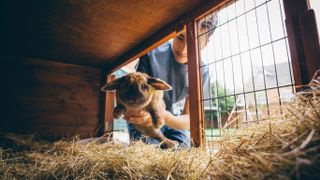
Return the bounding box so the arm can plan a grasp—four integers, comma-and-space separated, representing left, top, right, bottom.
101, 72, 178, 149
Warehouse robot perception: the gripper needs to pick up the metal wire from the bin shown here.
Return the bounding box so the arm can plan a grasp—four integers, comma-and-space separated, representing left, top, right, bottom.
202, 84, 294, 101
198, 0, 295, 145
200, 36, 288, 68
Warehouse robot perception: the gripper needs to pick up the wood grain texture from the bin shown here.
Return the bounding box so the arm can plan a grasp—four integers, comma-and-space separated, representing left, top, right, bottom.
104, 74, 116, 137
0, 56, 103, 139
109, 0, 231, 73
283, 0, 320, 86
187, 20, 205, 147
0, 0, 206, 67
299, 10, 320, 80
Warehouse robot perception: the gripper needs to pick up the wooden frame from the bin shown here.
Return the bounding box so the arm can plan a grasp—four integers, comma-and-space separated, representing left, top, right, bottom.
103, 74, 116, 139
283, 0, 320, 86
186, 20, 205, 147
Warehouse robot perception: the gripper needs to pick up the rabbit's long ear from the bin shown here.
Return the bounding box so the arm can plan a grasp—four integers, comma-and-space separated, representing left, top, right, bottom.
101, 78, 123, 92
148, 77, 172, 91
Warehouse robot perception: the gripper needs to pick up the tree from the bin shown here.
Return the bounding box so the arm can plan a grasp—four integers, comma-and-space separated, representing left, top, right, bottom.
210, 82, 234, 117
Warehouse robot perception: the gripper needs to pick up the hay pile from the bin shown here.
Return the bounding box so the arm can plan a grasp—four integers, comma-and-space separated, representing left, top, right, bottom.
1, 75, 320, 179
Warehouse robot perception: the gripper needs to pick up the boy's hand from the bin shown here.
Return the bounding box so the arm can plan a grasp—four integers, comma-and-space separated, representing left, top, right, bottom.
124, 111, 153, 126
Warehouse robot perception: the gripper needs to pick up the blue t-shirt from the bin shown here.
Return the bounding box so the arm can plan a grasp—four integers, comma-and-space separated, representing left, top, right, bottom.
137, 42, 210, 114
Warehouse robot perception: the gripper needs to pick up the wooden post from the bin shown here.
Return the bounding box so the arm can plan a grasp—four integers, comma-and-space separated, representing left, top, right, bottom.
187, 19, 205, 147
283, 0, 320, 87
299, 9, 320, 80
104, 74, 116, 139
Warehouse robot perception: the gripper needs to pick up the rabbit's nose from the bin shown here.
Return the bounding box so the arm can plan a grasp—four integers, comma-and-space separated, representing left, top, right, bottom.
126, 94, 137, 101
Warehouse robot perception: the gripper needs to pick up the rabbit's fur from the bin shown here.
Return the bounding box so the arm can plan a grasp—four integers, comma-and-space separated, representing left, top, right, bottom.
101, 72, 178, 148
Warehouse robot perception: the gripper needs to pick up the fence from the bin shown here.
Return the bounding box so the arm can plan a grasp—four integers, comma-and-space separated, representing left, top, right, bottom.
197, 0, 295, 143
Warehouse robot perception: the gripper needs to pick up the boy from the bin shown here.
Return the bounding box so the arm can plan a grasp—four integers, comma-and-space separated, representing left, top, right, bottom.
126, 14, 218, 148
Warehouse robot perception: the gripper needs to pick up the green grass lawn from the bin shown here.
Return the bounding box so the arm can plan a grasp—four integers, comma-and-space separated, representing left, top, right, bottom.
205, 128, 221, 136
205, 128, 221, 141
205, 128, 236, 141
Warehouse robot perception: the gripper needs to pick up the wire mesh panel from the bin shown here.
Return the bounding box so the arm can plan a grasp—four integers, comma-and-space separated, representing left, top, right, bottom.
197, 0, 295, 143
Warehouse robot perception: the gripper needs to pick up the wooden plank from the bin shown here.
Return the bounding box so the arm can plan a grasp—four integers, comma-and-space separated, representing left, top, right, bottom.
96, 71, 107, 137
186, 19, 205, 147
20, 69, 101, 85
21, 84, 100, 104
3, 0, 223, 67
283, 0, 309, 86
283, 0, 308, 18
0, 57, 102, 138
2, 57, 102, 104
107, 0, 231, 73
283, 0, 320, 86
17, 111, 98, 127
285, 18, 304, 86
299, 9, 320, 80
20, 125, 97, 139
21, 79, 101, 94
104, 74, 116, 137
2, 56, 101, 75
16, 96, 99, 114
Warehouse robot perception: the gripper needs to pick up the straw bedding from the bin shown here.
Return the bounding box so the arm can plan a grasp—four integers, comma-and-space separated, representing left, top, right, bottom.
1, 73, 320, 179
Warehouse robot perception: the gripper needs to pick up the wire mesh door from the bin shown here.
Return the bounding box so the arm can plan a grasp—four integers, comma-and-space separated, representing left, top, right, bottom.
197, 0, 295, 145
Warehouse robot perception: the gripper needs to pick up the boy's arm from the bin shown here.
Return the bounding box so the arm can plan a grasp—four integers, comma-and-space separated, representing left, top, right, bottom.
163, 111, 190, 130
162, 97, 190, 130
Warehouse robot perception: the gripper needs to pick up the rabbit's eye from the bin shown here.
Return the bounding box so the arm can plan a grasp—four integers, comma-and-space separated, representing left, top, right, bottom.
141, 84, 149, 91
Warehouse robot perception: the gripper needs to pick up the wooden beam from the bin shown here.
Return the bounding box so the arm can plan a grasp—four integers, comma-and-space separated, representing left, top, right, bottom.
104, 74, 116, 138
107, 23, 181, 73
299, 9, 320, 80
285, 18, 305, 86
107, 0, 231, 73
187, 19, 205, 147
283, 0, 320, 86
